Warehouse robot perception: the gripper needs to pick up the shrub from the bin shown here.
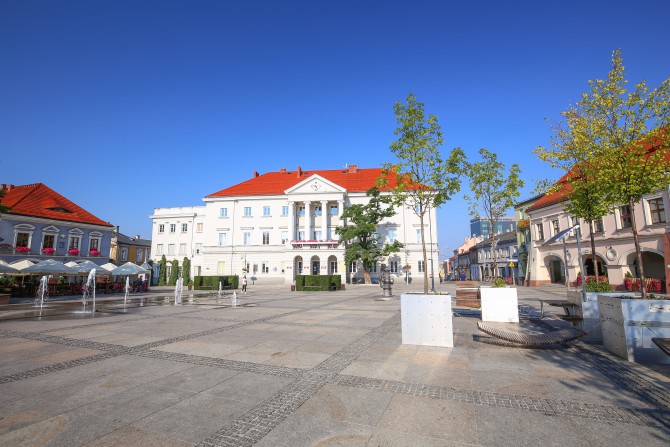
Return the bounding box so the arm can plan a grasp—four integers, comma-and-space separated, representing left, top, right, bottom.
492, 278, 506, 288
295, 275, 342, 291
193, 275, 239, 290
585, 278, 613, 293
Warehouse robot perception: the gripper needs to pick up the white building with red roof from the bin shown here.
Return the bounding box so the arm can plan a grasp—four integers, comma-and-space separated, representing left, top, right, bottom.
0, 183, 115, 264
150, 165, 438, 285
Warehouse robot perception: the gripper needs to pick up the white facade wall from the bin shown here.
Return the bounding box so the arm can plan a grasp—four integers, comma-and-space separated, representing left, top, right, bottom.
150, 174, 438, 285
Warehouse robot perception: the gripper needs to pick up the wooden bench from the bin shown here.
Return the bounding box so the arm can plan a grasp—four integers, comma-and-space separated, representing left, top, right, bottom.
652, 338, 670, 356
477, 321, 587, 346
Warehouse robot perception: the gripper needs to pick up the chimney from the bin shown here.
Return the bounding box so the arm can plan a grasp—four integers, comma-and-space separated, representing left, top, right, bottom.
253, 171, 259, 178
347, 164, 358, 174
6, 184, 14, 191
135, 235, 141, 240
297, 166, 302, 177
0, 184, 5, 191
280, 168, 287, 174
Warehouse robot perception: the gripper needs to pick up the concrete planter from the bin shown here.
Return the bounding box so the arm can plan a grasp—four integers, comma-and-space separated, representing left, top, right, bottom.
598, 295, 670, 364
400, 293, 453, 347
567, 291, 636, 342
480, 287, 519, 323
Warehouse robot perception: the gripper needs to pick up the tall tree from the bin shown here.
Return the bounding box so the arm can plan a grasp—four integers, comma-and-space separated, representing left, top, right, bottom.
169, 259, 179, 286
381, 93, 466, 293
465, 148, 524, 279
0, 189, 11, 214
182, 257, 191, 285
335, 187, 403, 284
543, 49, 669, 298
158, 255, 167, 286
535, 108, 612, 283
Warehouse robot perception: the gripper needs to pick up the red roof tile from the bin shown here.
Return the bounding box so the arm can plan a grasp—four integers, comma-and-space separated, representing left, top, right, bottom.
206, 166, 400, 197
0, 183, 113, 227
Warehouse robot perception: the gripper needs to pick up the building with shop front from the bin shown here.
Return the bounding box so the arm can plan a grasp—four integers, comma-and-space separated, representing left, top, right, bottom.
0, 183, 114, 265
150, 165, 438, 285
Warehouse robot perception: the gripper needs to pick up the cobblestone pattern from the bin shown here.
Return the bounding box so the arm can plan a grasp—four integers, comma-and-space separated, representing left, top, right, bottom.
198, 313, 401, 447
2, 330, 130, 354
39, 315, 160, 333
568, 342, 670, 411
136, 349, 304, 378
330, 374, 669, 427
0, 352, 116, 384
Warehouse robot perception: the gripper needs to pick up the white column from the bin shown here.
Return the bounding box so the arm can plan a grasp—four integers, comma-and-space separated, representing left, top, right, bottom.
288, 201, 295, 243
321, 200, 328, 240
338, 200, 345, 225
305, 202, 312, 240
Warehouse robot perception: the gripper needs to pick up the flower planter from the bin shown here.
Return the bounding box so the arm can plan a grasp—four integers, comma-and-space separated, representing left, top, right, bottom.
567, 291, 636, 342
401, 293, 453, 347
598, 295, 670, 364
480, 287, 519, 323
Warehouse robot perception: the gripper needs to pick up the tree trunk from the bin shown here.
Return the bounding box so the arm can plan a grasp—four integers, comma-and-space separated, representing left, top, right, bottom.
419, 213, 429, 293
363, 267, 371, 285
588, 220, 599, 283
490, 232, 498, 279
629, 198, 647, 299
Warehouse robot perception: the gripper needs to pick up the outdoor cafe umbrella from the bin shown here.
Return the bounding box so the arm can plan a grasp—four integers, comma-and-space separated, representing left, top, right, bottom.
0, 260, 20, 274
110, 262, 149, 276
67, 260, 113, 275
20, 259, 79, 276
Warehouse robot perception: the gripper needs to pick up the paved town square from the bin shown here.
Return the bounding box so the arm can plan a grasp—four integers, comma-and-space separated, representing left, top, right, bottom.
0, 283, 668, 447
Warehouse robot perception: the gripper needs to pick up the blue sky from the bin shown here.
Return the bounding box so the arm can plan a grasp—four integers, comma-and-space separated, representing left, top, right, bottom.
1, 1, 669, 260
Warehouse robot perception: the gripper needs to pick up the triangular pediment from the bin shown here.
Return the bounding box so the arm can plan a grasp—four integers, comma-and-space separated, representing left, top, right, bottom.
285, 174, 346, 195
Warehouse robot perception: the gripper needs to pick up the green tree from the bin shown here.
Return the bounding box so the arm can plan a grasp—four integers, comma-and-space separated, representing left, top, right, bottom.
182, 257, 191, 285
381, 93, 467, 293
535, 108, 612, 283
335, 187, 403, 284
158, 255, 167, 286
542, 49, 669, 298
0, 189, 11, 214
465, 148, 524, 279
168, 259, 179, 286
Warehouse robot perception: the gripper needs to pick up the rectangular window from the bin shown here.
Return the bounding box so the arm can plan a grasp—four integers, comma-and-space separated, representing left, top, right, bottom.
243, 232, 251, 245
262, 231, 270, 245
349, 261, 357, 273
263, 206, 271, 217
416, 229, 422, 243
281, 206, 289, 216
68, 236, 80, 250
170, 224, 176, 233
178, 243, 186, 255
649, 197, 666, 224
535, 223, 544, 241
298, 230, 305, 240
299, 206, 305, 216
168, 244, 175, 255
330, 205, 338, 215
261, 262, 269, 274
315, 206, 322, 216
370, 262, 377, 273
244, 207, 252, 217
330, 260, 338, 274
418, 260, 425, 273
196, 222, 203, 232
593, 219, 604, 233
217, 261, 226, 275
136, 250, 143, 263
551, 219, 560, 236
281, 231, 288, 244
620, 205, 632, 228
388, 229, 397, 243
195, 243, 202, 255
42, 234, 55, 250
157, 244, 164, 255
220, 208, 228, 218
314, 230, 322, 240
181, 223, 188, 232
389, 261, 399, 273
218, 233, 227, 246
121, 248, 128, 261
158, 224, 165, 233
89, 238, 100, 251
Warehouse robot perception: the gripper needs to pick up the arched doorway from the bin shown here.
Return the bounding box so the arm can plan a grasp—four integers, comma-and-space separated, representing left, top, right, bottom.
294, 256, 303, 280
629, 251, 665, 279
584, 255, 607, 278
545, 255, 564, 284
327, 255, 338, 274
311, 255, 320, 275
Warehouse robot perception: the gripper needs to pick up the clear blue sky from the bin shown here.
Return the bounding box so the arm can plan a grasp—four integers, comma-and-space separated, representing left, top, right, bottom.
2, 1, 669, 260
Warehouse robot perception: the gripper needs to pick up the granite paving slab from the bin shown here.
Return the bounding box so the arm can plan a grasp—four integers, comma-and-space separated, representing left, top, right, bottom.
85, 425, 194, 447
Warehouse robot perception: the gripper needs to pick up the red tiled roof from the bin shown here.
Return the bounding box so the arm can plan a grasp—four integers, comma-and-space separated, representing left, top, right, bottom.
206, 166, 401, 197
0, 183, 113, 227
527, 129, 670, 213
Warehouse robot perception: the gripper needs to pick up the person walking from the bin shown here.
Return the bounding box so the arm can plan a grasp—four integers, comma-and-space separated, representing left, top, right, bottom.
242, 275, 247, 294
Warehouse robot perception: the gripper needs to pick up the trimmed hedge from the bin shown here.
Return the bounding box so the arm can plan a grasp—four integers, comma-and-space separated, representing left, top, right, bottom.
193, 275, 239, 290
295, 275, 342, 291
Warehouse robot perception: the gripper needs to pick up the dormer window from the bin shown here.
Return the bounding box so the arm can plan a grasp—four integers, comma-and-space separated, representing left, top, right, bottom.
46, 207, 72, 213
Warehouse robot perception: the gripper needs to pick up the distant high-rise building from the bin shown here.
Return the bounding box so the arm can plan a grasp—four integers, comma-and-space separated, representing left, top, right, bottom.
470, 217, 516, 239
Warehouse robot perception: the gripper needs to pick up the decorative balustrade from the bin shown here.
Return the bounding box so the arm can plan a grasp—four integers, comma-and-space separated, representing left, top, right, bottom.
291, 240, 341, 249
